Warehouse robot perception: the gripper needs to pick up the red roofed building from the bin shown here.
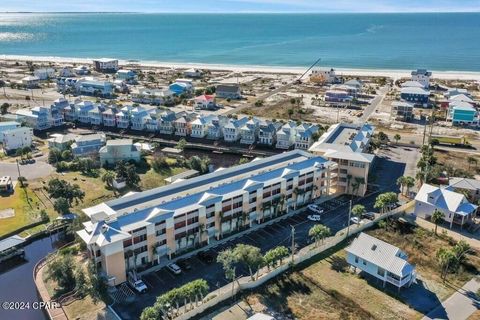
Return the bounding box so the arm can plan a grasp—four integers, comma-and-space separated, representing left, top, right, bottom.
194, 94, 216, 110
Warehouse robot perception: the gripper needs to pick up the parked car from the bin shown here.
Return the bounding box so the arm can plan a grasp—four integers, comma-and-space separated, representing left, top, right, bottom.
307, 204, 324, 215
177, 258, 192, 271
127, 272, 147, 293
307, 214, 321, 222
361, 212, 375, 220
167, 263, 182, 275
350, 216, 361, 224
197, 250, 216, 264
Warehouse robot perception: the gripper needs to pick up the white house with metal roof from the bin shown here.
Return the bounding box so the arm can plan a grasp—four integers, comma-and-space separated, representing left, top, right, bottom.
448, 177, 480, 202
414, 183, 478, 228
346, 233, 416, 289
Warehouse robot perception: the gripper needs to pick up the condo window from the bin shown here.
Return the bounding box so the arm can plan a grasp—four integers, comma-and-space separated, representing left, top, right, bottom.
206, 211, 215, 219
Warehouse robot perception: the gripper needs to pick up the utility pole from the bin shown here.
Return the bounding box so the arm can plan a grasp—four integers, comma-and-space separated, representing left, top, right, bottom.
346, 200, 352, 237
15, 159, 22, 187
290, 225, 295, 265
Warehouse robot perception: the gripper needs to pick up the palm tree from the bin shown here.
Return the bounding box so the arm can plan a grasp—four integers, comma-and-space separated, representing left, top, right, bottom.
308, 225, 331, 247
405, 176, 415, 197
432, 209, 444, 235
197, 223, 206, 245
397, 176, 407, 195
394, 134, 401, 144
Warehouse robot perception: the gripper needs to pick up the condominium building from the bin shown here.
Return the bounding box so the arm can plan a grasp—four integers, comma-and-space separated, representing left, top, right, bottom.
77, 150, 337, 285
309, 123, 375, 196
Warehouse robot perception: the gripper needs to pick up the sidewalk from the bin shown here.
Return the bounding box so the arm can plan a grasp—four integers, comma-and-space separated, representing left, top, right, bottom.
408, 214, 480, 250
423, 277, 480, 320
33, 258, 68, 320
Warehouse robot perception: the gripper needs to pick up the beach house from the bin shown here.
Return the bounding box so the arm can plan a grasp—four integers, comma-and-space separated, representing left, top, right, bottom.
1, 127, 33, 152
310, 68, 337, 84
194, 95, 216, 110
174, 112, 196, 136
216, 84, 242, 100
448, 101, 478, 126
47, 133, 78, 151
34, 68, 55, 80
158, 111, 177, 135
295, 124, 319, 150
71, 134, 106, 158
130, 106, 152, 131
258, 121, 281, 146
276, 121, 297, 150
75, 100, 95, 124
344, 79, 363, 90
240, 118, 260, 145
346, 233, 416, 289
21, 76, 40, 88
414, 183, 478, 228
73, 65, 90, 75
401, 81, 424, 89
0, 122, 21, 139
324, 90, 352, 103
15, 106, 51, 130
169, 82, 193, 95
132, 88, 174, 105
75, 79, 114, 97
391, 101, 414, 121
88, 105, 105, 126
102, 107, 117, 127
448, 177, 480, 203
206, 116, 229, 140
115, 70, 137, 83
99, 139, 141, 166
223, 117, 248, 142
93, 59, 119, 73
191, 115, 215, 138
400, 87, 430, 105
309, 123, 375, 196
411, 69, 431, 88
183, 68, 203, 78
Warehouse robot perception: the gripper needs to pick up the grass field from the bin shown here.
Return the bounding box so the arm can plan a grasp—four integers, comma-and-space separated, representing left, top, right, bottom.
0, 185, 44, 236
246, 224, 479, 320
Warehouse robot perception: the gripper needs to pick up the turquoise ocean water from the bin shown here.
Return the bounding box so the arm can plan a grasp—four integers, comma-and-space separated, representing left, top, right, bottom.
0, 12, 480, 71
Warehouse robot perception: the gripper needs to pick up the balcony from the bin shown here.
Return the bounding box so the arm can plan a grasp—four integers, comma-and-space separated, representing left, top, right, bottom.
386, 274, 411, 287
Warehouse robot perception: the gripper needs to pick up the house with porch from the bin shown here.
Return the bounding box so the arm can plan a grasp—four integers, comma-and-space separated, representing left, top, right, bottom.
130, 106, 152, 131
71, 134, 106, 158
75, 100, 95, 124
88, 105, 105, 126
15, 106, 52, 130
158, 111, 177, 135
295, 123, 319, 150
115, 109, 131, 129
448, 177, 480, 203
191, 115, 215, 138
174, 112, 196, 136
346, 233, 416, 290
99, 139, 141, 166
400, 87, 430, 106
258, 121, 281, 146
240, 118, 260, 145
223, 117, 248, 143
276, 121, 297, 149
206, 116, 229, 140
414, 183, 478, 228
102, 108, 117, 127
194, 95, 216, 110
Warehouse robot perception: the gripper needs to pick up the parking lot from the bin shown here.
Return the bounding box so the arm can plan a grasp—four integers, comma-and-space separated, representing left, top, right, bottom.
112, 147, 411, 319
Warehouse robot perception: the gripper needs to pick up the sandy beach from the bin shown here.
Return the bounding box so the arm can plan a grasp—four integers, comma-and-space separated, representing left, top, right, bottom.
2, 54, 480, 81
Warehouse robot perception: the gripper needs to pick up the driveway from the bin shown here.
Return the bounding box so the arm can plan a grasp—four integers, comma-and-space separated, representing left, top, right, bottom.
423, 277, 480, 320
0, 160, 54, 180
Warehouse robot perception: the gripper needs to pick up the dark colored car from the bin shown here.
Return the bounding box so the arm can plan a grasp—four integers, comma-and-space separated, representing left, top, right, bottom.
361, 212, 376, 220
177, 258, 192, 271
197, 250, 217, 264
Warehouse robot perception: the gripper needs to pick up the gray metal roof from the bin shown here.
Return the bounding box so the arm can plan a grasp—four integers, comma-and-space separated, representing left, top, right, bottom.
0, 235, 25, 253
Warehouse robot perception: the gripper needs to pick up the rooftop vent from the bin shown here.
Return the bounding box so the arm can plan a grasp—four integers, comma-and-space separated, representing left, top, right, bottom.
371, 244, 377, 251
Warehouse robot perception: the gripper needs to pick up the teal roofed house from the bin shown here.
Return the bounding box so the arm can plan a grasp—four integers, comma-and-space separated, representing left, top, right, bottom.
448, 101, 478, 126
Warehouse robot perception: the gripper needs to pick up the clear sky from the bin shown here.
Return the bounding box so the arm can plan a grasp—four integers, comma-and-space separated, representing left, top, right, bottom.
2, 0, 480, 13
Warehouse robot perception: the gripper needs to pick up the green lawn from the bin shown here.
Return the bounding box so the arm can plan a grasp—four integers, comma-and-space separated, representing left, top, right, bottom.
0, 185, 44, 236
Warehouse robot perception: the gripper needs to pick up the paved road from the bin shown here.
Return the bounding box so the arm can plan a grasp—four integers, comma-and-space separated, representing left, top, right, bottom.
423, 277, 480, 320
0, 159, 54, 180
359, 84, 389, 123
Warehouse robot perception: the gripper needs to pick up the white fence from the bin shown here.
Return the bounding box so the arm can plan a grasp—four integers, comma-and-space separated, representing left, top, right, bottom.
173, 201, 415, 320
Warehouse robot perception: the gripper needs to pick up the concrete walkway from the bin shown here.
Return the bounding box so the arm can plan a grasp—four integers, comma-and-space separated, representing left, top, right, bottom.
423, 277, 480, 320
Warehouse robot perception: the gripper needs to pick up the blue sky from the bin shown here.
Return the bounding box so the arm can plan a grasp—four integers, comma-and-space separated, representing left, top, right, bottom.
2, 0, 480, 13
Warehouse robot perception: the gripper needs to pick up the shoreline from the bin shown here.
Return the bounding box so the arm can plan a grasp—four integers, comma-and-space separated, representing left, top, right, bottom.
2, 54, 480, 81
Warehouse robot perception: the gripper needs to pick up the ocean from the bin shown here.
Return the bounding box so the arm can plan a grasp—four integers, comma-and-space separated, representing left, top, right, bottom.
1, 12, 480, 71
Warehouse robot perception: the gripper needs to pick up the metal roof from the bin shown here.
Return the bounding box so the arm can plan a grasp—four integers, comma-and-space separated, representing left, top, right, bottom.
346, 233, 414, 277
0, 235, 26, 253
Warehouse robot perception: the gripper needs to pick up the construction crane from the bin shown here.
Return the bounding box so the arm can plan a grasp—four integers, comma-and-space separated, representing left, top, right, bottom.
294, 57, 322, 84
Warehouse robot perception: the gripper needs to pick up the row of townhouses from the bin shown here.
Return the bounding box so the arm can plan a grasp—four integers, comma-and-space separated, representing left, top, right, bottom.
77, 149, 338, 285
11, 99, 320, 149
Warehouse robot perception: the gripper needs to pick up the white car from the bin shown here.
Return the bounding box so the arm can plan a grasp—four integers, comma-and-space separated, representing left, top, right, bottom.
131, 280, 148, 293
307, 204, 324, 215
167, 263, 182, 275
350, 216, 361, 224
307, 214, 321, 222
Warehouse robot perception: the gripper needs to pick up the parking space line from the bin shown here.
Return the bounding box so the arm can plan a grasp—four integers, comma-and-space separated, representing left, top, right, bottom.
152, 272, 165, 285
161, 270, 176, 280
142, 277, 154, 289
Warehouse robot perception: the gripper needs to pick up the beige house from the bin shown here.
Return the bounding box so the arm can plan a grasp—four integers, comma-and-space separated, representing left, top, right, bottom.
77, 150, 337, 285
309, 123, 375, 196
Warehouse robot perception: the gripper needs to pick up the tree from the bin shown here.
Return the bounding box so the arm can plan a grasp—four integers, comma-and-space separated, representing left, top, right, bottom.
217, 248, 237, 295
101, 170, 116, 188
431, 209, 444, 235
48, 148, 62, 164
176, 138, 187, 151
467, 156, 478, 170
46, 254, 76, 293
140, 306, 160, 320
351, 204, 366, 218
75, 267, 89, 297
264, 246, 289, 270
46, 178, 85, 205
374, 192, 398, 213
54, 197, 70, 215
0, 102, 9, 114
115, 161, 140, 187
405, 176, 415, 196
308, 224, 331, 247
436, 248, 457, 280
397, 176, 407, 195
394, 134, 401, 144
234, 244, 264, 281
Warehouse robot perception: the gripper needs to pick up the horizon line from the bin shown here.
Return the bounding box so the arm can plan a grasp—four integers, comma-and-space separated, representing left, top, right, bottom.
1, 10, 480, 14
